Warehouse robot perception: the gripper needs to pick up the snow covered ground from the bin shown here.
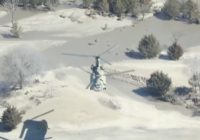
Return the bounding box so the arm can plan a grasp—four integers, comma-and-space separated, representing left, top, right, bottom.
1, 52, 200, 139
0, 2, 200, 140
0, 11, 6, 18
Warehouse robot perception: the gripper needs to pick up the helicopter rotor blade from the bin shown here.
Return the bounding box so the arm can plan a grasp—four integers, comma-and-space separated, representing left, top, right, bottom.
0, 136, 9, 140
86, 73, 94, 89
79, 67, 92, 75
45, 137, 53, 139
98, 45, 118, 57
105, 69, 135, 76
30, 109, 54, 120
100, 58, 112, 65
86, 82, 92, 89
62, 53, 96, 58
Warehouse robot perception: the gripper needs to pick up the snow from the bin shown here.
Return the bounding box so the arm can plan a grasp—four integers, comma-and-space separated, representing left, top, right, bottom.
18, 8, 133, 38
1, 62, 200, 140
0, 11, 7, 18
0, 3, 200, 140
137, 13, 154, 20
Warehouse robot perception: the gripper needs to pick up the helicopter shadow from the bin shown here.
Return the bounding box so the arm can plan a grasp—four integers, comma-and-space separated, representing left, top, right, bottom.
0, 122, 10, 140
19, 120, 49, 140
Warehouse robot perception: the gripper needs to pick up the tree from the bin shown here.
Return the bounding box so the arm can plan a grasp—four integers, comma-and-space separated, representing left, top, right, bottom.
147, 71, 172, 97
17, 0, 59, 9
100, 0, 110, 14
2, 106, 22, 131
46, 0, 57, 10
181, 0, 200, 22
138, 34, 160, 58
83, 0, 94, 8
128, 0, 140, 16
114, 0, 125, 17
162, 0, 181, 19
139, 0, 152, 20
0, 0, 5, 5
3, 0, 17, 26
1, 47, 44, 90
91, 0, 153, 18
167, 41, 183, 60
29, 0, 40, 8
94, 0, 110, 14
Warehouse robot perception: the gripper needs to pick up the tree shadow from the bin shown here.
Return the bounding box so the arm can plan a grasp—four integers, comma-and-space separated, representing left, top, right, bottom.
0, 122, 6, 133
159, 54, 169, 60
0, 123, 17, 139
174, 86, 192, 96
193, 110, 200, 117
19, 120, 49, 140
0, 81, 11, 97
154, 12, 171, 21
154, 12, 200, 25
133, 87, 151, 97
0, 136, 9, 140
1, 33, 14, 39
125, 50, 143, 59
133, 87, 161, 99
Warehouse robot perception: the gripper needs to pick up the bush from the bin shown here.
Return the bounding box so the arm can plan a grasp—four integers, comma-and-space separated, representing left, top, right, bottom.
167, 41, 183, 60
138, 34, 160, 58
146, 71, 172, 97
2, 106, 22, 131
162, 0, 181, 19
10, 22, 22, 38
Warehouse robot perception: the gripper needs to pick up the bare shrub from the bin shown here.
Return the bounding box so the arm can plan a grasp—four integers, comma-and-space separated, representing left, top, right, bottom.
10, 22, 22, 38
1, 47, 44, 90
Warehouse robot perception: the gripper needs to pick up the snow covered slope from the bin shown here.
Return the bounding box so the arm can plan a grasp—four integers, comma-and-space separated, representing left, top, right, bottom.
0, 64, 200, 140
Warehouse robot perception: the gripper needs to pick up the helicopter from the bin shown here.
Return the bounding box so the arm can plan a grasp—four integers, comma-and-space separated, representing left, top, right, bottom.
63, 45, 135, 92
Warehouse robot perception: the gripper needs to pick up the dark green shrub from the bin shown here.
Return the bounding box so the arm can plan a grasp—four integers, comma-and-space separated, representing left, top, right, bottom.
138, 34, 160, 58
83, 0, 93, 8
2, 106, 22, 131
0, 0, 5, 5
167, 42, 183, 60
162, 0, 181, 19
146, 71, 172, 97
